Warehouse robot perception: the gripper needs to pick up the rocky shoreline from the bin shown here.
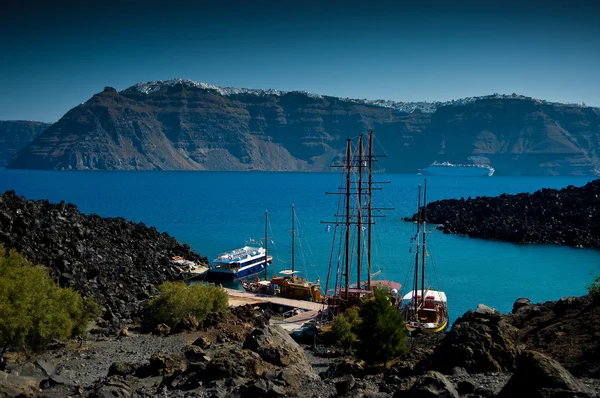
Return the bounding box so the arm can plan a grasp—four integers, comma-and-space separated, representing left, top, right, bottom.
0, 190, 208, 331
405, 179, 600, 248
1, 296, 599, 397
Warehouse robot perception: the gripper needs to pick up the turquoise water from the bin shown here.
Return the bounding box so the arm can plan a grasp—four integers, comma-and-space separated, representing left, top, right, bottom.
1, 169, 599, 325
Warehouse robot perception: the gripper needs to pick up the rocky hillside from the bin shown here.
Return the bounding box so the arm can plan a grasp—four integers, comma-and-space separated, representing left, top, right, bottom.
406, 179, 600, 248
0, 120, 50, 166
0, 190, 208, 329
8, 79, 600, 175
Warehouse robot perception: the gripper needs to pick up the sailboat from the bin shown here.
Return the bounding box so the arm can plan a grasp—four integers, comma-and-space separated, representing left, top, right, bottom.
323, 130, 400, 315
242, 205, 323, 302
400, 179, 449, 334
208, 210, 273, 282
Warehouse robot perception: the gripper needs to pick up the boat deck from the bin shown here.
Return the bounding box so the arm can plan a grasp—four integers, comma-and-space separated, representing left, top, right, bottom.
224, 288, 323, 311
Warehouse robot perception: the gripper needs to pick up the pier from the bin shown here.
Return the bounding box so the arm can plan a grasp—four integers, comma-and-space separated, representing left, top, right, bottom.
224, 288, 323, 311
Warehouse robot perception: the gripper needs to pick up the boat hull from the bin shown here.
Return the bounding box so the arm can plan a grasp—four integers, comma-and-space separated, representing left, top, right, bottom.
405, 318, 448, 334
207, 260, 270, 282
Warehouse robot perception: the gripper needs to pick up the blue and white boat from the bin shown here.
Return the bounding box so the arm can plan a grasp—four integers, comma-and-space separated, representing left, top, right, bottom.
208, 244, 273, 281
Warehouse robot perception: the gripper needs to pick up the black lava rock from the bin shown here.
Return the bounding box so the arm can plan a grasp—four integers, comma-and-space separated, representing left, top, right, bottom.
0, 190, 209, 328
406, 180, 600, 248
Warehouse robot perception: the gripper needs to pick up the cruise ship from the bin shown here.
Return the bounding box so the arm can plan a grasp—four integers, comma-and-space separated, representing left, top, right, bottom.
207, 244, 272, 281
422, 159, 495, 177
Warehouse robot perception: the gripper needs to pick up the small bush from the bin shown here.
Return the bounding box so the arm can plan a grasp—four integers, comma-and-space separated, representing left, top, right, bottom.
329, 306, 360, 351
355, 288, 407, 364
0, 245, 100, 355
146, 282, 228, 327
588, 275, 600, 301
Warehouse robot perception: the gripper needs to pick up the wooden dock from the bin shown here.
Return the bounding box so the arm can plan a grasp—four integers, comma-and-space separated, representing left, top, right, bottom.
224, 288, 323, 311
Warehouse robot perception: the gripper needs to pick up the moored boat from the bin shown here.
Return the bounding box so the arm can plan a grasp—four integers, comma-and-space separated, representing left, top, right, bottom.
400, 179, 449, 334
207, 210, 273, 282
241, 205, 323, 302
208, 245, 272, 281
323, 130, 401, 315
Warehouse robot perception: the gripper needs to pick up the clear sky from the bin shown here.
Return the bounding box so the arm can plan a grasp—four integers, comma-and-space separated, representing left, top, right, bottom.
1, 0, 599, 122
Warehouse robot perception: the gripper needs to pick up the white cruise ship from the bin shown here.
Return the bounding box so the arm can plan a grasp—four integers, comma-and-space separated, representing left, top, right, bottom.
422, 159, 495, 177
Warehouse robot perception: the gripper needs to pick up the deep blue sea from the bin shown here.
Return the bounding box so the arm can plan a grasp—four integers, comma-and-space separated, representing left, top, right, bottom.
1, 168, 599, 326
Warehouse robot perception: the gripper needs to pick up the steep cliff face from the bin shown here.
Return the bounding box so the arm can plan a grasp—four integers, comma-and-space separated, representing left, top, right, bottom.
8, 81, 600, 175
0, 121, 50, 166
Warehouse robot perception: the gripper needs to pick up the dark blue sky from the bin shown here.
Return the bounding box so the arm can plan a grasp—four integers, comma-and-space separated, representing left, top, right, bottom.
2, 0, 599, 122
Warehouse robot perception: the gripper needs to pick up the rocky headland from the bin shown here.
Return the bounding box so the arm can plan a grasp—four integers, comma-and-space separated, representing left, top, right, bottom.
7, 80, 600, 175
406, 179, 600, 248
0, 190, 208, 330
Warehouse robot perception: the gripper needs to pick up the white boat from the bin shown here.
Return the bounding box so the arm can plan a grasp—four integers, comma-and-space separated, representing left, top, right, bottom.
422, 160, 494, 176
207, 210, 273, 281
208, 244, 272, 281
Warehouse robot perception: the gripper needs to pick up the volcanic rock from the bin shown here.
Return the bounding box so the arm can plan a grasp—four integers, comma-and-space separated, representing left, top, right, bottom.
394, 371, 459, 398
497, 350, 593, 398
408, 179, 600, 248
0, 190, 208, 327
243, 325, 308, 367
428, 305, 520, 374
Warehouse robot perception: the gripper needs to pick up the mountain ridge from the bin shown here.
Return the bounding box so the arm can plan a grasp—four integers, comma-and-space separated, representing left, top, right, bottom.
7, 80, 600, 175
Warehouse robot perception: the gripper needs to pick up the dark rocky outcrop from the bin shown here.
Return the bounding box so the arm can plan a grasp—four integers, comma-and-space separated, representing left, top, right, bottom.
497, 350, 593, 398
8, 80, 600, 175
394, 371, 459, 398
0, 120, 50, 166
408, 179, 600, 248
509, 295, 600, 378
0, 190, 208, 327
428, 304, 520, 374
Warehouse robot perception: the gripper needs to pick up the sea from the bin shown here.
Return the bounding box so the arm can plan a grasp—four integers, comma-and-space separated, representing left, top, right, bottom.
1, 168, 599, 326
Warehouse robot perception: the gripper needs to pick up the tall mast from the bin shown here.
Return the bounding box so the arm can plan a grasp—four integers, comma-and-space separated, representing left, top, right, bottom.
344, 138, 352, 303
367, 130, 373, 290
264, 209, 268, 281
357, 134, 363, 289
291, 204, 295, 273
421, 179, 427, 306
413, 185, 421, 308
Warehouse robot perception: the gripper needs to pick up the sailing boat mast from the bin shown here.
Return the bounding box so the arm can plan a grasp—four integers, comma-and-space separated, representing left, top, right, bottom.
357, 134, 363, 289
413, 185, 421, 308
264, 210, 269, 281
367, 130, 373, 290
344, 138, 352, 303
421, 179, 427, 306
291, 204, 295, 273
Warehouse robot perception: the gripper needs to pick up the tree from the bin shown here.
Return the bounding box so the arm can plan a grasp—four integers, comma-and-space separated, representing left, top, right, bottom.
146, 281, 228, 327
0, 245, 100, 355
587, 275, 600, 301
354, 288, 407, 364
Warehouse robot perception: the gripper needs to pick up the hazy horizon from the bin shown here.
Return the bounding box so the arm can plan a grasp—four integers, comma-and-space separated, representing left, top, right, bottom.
2, 0, 599, 122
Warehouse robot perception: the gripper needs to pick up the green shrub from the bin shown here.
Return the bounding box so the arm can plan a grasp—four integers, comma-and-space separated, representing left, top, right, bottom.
146, 281, 228, 327
587, 275, 600, 301
355, 288, 407, 364
0, 245, 100, 355
329, 306, 360, 351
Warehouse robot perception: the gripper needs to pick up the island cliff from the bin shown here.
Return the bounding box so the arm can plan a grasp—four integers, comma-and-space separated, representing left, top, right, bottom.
8, 79, 600, 175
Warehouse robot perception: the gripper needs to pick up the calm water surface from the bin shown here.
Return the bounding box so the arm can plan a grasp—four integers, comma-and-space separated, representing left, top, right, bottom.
1, 169, 599, 325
